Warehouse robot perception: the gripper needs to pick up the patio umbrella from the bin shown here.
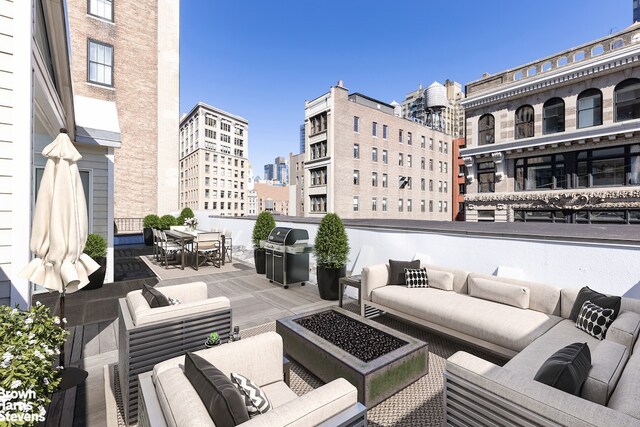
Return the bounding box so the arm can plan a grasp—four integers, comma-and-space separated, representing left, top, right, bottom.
20, 129, 99, 388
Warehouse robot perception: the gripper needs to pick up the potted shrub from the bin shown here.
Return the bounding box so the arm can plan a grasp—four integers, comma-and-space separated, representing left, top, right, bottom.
177, 207, 195, 226
83, 233, 108, 290
0, 302, 69, 423
143, 214, 160, 246
251, 212, 275, 274
314, 213, 349, 300
205, 332, 220, 348
158, 214, 178, 230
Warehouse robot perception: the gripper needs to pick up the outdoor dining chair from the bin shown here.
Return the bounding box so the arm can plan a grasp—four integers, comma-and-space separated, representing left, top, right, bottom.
158, 230, 181, 268
223, 229, 233, 262
191, 231, 222, 270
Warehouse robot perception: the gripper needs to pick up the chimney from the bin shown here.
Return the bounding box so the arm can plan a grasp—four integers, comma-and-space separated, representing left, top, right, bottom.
337, 80, 344, 88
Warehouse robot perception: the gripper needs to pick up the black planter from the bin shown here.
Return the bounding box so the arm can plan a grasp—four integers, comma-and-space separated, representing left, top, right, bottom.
316, 265, 346, 300
143, 228, 154, 246
254, 249, 266, 274
84, 257, 106, 290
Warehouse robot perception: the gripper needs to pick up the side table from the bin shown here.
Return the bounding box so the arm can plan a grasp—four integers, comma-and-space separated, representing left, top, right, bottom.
339, 275, 362, 308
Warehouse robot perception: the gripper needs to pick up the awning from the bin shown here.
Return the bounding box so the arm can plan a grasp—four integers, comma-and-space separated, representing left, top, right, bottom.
74, 95, 121, 147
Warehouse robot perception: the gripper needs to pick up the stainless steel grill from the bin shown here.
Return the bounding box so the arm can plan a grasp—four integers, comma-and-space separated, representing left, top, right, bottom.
260, 227, 313, 289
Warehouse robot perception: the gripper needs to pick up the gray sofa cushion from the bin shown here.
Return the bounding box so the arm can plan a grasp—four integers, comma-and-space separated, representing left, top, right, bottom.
607, 340, 640, 420
468, 277, 530, 309
569, 286, 621, 322
388, 259, 420, 285
142, 283, 170, 308
184, 352, 249, 426
581, 339, 629, 405
505, 320, 600, 378
533, 342, 591, 396
606, 311, 640, 352
371, 286, 561, 352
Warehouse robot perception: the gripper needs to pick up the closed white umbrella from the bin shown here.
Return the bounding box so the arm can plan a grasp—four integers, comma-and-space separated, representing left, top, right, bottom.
21, 130, 99, 293
20, 129, 99, 389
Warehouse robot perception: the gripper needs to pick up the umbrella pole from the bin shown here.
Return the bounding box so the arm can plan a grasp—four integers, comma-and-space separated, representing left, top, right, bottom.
57, 290, 88, 391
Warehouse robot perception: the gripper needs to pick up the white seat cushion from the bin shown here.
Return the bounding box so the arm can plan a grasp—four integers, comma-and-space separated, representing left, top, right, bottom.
371, 286, 561, 352
260, 381, 298, 408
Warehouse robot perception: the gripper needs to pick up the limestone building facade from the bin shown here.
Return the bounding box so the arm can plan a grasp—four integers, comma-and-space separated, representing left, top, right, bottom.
179, 103, 250, 216
460, 25, 640, 224
66, 0, 180, 219
303, 82, 452, 220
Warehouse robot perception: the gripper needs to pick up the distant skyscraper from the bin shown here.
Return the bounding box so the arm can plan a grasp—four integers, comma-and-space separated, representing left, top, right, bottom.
275, 156, 288, 185
635, 0, 640, 22
300, 124, 305, 153
264, 164, 275, 181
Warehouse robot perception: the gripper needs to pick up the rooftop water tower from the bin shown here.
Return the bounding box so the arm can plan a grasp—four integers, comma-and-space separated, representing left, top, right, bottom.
424, 81, 447, 132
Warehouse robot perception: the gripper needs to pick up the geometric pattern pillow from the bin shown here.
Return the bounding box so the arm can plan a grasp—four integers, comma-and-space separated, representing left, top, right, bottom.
168, 296, 181, 305
230, 373, 272, 418
576, 300, 615, 340
404, 268, 429, 288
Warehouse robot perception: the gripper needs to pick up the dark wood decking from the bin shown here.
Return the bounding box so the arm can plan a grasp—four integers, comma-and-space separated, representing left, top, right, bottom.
35, 245, 335, 427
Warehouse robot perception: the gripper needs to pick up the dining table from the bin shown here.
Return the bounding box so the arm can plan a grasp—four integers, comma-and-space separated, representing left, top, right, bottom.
164, 229, 226, 269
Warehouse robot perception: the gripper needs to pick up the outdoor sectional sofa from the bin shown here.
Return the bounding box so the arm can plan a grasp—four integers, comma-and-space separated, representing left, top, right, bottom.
137, 331, 367, 427
361, 262, 640, 426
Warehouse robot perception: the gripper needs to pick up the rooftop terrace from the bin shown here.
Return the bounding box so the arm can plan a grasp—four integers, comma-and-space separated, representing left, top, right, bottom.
30, 217, 640, 426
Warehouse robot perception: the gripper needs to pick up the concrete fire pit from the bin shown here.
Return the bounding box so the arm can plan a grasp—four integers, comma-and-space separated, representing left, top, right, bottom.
276, 307, 428, 408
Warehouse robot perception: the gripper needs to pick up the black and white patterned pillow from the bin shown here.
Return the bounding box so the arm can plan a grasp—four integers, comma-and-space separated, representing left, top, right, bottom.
576, 300, 615, 340
230, 373, 272, 418
404, 268, 429, 288
168, 297, 181, 305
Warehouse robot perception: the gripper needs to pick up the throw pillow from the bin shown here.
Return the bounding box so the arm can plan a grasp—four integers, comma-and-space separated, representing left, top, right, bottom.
184, 352, 249, 426
576, 301, 616, 340
388, 259, 420, 285
426, 269, 455, 291
404, 268, 429, 288
230, 373, 272, 418
141, 284, 170, 308
168, 297, 181, 305
534, 342, 591, 395
569, 286, 621, 322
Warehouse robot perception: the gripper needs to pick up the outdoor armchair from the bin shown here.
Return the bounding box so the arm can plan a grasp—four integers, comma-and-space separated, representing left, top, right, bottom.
118, 281, 232, 425
138, 331, 367, 427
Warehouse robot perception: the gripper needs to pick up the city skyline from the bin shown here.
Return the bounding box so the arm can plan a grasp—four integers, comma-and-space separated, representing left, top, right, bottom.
179, 1, 629, 174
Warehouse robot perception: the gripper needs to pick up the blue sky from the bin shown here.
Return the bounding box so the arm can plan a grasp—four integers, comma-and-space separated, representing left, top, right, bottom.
180, 1, 631, 176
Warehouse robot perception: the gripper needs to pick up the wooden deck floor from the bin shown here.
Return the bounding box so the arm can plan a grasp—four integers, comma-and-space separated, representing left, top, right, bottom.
38, 256, 337, 427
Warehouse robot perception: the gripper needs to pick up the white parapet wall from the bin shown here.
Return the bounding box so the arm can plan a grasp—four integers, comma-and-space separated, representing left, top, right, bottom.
199, 214, 640, 299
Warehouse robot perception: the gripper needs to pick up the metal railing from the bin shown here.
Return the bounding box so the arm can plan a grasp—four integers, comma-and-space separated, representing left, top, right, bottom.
114, 218, 144, 234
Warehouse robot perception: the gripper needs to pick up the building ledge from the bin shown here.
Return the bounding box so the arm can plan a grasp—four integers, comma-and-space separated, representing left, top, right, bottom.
460, 120, 640, 158
209, 214, 640, 245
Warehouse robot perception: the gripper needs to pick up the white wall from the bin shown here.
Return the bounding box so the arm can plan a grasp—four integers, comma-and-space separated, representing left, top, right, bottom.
201, 214, 640, 298
2, 0, 32, 308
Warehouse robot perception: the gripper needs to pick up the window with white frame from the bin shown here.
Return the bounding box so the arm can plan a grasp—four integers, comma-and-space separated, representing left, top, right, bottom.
88, 40, 113, 86
88, 0, 113, 21
353, 196, 359, 211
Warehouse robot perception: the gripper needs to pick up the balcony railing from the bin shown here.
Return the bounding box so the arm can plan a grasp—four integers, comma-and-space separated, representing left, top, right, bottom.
114, 218, 144, 234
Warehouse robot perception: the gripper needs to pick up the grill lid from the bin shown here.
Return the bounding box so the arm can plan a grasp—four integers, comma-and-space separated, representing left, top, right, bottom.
267, 227, 309, 245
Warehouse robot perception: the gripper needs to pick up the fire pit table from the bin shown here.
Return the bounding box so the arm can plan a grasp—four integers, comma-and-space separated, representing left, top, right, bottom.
276, 307, 428, 408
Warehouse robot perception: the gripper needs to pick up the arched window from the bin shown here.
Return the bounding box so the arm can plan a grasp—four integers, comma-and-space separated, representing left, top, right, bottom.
478, 114, 495, 146
615, 78, 640, 122
543, 98, 565, 134
577, 89, 602, 128
515, 105, 534, 139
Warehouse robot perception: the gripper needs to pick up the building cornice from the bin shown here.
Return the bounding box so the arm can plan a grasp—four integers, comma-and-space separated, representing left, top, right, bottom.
461, 46, 640, 109
465, 188, 640, 210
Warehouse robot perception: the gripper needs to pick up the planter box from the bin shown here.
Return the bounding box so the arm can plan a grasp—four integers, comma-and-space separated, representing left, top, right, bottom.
276, 307, 429, 408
